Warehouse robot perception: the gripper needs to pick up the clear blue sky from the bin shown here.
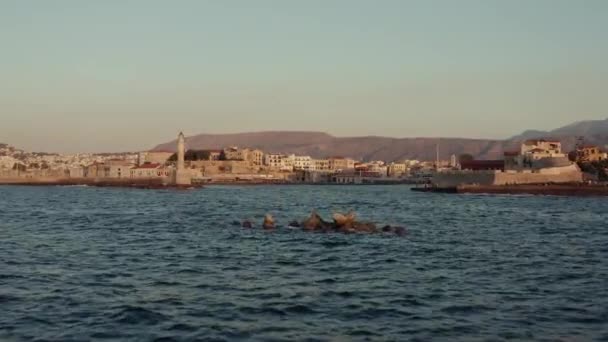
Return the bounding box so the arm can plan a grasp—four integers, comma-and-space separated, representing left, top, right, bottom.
1, 0, 607, 152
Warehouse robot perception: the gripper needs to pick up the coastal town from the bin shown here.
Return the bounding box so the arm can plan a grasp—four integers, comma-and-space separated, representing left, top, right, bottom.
0, 132, 606, 191
0, 132, 445, 186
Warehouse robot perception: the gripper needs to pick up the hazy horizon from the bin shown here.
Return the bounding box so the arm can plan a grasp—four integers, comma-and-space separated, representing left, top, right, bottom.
2, 0, 607, 153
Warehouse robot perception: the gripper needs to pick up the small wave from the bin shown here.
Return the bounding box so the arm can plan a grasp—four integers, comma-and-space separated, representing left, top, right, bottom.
284, 304, 316, 314
347, 329, 381, 337
175, 268, 200, 274
110, 305, 168, 325
320, 240, 350, 247
239, 306, 286, 316
0, 294, 19, 303
275, 259, 304, 266
166, 323, 197, 332
152, 280, 183, 286
316, 277, 337, 284
440, 304, 494, 314
153, 337, 180, 342
316, 256, 340, 263
0, 274, 25, 280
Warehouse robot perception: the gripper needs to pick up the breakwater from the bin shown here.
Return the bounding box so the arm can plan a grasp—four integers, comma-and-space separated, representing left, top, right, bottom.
413, 183, 608, 196
0, 177, 202, 189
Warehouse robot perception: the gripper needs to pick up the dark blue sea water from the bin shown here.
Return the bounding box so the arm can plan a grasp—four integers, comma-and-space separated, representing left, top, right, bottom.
1, 185, 607, 341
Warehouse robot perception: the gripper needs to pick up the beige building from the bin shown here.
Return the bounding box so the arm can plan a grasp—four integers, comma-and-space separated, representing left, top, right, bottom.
85, 160, 134, 178
329, 157, 355, 171
521, 139, 565, 159
576, 145, 606, 162
223, 147, 242, 161
293, 155, 312, 170
388, 163, 407, 177
504, 138, 569, 170
130, 163, 171, 178
265, 153, 294, 171
223, 147, 264, 165
243, 148, 264, 165
190, 160, 261, 175
138, 151, 173, 166
312, 159, 331, 171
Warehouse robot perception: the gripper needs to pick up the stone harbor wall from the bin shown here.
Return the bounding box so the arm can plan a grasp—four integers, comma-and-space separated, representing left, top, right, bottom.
494, 164, 582, 185
433, 164, 583, 188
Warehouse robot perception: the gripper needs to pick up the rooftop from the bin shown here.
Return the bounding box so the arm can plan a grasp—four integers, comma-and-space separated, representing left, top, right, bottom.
523, 138, 561, 145
132, 163, 162, 169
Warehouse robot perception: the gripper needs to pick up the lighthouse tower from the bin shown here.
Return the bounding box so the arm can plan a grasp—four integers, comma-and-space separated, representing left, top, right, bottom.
174, 132, 191, 186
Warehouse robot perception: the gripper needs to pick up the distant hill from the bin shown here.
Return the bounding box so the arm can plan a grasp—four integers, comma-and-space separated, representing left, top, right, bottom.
153, 131, 507, 161
508, 118, 608, 152
152, 119, 608, 161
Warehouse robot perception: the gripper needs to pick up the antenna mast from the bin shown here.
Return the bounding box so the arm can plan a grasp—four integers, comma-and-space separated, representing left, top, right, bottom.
435, 140, 440, 170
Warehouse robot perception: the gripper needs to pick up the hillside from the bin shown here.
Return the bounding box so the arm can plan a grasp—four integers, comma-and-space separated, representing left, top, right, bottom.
152, 119, 608, 161
153, 131, 507, 161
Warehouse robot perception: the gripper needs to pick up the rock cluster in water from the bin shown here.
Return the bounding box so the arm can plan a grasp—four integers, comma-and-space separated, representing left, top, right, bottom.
238, 210, 407, 236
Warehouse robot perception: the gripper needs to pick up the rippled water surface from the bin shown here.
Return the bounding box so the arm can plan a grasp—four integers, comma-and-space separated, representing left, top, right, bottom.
1, 185, 608, 341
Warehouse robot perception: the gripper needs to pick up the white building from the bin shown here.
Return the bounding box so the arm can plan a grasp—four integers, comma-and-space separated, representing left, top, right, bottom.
265, 154, 295, 171
521, 139, 565, 159
312, 159, 331, 171
130, 163, 170, 178
293, 155, 312, 171
388, 162, 407, 177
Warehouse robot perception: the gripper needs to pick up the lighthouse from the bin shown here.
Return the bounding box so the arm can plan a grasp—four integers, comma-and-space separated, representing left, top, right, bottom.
177, 132, 185, 171
174, 131, 191, 186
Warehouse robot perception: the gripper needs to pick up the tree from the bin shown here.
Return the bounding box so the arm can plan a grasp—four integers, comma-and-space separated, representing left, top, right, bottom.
458, 154, 474, 164
12, 163, 26, 172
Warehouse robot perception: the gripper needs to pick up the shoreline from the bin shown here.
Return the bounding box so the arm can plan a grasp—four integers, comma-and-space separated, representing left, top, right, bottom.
0, 177, 417, 188
0, 178, 202, 189
412, 184, 608, 196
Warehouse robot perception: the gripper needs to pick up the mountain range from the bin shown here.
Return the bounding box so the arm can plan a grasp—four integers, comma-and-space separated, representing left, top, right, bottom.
152, 119, 608, 161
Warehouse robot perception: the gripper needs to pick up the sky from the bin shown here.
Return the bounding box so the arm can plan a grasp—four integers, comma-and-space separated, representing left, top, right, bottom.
1, 0, 607, 153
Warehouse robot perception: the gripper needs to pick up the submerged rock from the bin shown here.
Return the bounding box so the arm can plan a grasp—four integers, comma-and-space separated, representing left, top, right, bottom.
393, 226, 408, 236
381, 225, 408, 236
352, 221, 377, 233
288, 220, 301, 228
332, 211, 356, 228
262, 214, 275, 230
301, 210, 331, 231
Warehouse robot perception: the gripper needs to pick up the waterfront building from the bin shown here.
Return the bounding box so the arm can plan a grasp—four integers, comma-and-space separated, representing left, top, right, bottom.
243, 148, 264, 165
207, 150, 222, 161
521, 139, 565, 159
433, 138, 583, 188
84, 159, 134, 178
293, 155, 312, 170
328, 157, 355, 171
388, 163, 407, 177
223, 146, 242, 161
312, 159, 331, 171
576, 145, 606, 162
130, 163, 170, 178
502, 138, 570, 170
265, 153, 295, 171
223, 147, 264, 165
138, 151, 173, 166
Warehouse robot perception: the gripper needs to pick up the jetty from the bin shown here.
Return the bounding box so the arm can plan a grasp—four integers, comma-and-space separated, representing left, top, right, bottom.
412, 183, 608, 196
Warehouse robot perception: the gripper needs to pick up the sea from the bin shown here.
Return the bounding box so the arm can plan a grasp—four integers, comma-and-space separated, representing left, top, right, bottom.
1, 185, 607, 341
